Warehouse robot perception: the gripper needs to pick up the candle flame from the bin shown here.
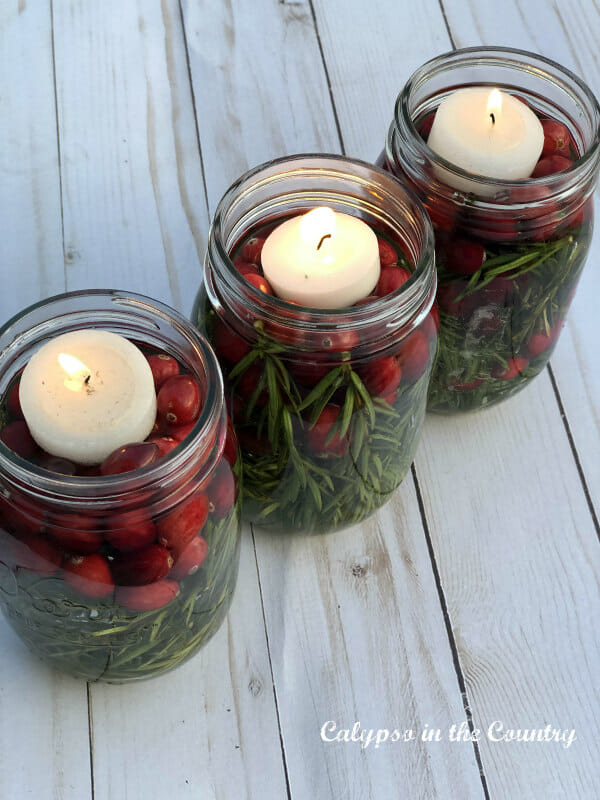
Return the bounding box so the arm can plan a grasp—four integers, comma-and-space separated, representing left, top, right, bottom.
487, 89, 503, 124
300, 207, 336, 251
58, 352, 92, 392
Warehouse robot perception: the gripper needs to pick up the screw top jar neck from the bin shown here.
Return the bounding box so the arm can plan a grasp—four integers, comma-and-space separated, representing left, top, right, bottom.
387, 47, 600, 209
205, 154, 436, 357
0, 290, 226, 512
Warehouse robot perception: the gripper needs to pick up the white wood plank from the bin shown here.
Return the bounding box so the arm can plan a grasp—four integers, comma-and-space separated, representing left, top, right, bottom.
0, 1, 65, 323
0, 622, 93, 800
89, 529, 289, 800
51, 0, 209, 315
181, 0, 341, 209
416, 379, 600, 798
0, 6, 91, 799
313, 0, 600, 795
254, 485, 485, 799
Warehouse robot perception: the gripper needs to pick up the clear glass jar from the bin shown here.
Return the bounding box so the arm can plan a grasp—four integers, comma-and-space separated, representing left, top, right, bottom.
193, 154, 437, 534
0, 291, 241, 682
378, 47, 600, 412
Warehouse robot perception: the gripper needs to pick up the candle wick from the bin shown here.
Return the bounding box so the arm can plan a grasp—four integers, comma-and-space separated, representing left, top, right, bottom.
84, 374, 91, 385
490, 112, 495, 125
317, 233, 332, 251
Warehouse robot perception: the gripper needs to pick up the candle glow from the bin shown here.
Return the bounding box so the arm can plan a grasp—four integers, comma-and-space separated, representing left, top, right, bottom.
58, 353, 92, 392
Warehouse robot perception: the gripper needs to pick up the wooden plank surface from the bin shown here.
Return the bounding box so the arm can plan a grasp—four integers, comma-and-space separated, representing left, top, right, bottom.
0, 6, 92, 800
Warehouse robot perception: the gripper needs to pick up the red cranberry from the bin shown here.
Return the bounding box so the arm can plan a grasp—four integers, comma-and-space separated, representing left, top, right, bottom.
47, 512, 104, 555
166, 422, 196, 443
156, 491, 209, 555
104, 510, 156, 552
288, 360, 331, 388
116, 579, 179, 611
145, 352, 179, 390
241, 236, 266, 264
360, 356, 402, 397
111, 544, 173, 586
170, 536, 208, 580
445, 239, 485, 276
233, 257, 260, 276
223, 419, 238, 466
437, 282, 475, 319
377, 238, 398, 267
62, 554, 114, 599
157, 374, 203, 425
100, 442, 159, 475
418, 111, 436, 140
148, 435, 179, 458
0, 491, 45, 536
244, 273, 273, 295
9, 533, 62, 575
208, 461, 236, 518
492, 357, 529, 380
421, 302, 440, 341
527, 331, 554, 358
7, 381, 24, 419
36, 454, 78, 475
237, 364, 268, 405
212, 318, 250, 363
541, 119, 572, 158
376, 267, 411, 297
306, 405, 347, 457
0, 421, 38, 458
449, 377, 484, 393
532, 155, 572, 177
354, 295, 379, 307
397, 330, 430, 382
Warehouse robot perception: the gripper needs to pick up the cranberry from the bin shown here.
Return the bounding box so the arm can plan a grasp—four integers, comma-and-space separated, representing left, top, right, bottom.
111, 544, 173, 586
288, 360, 331, 388
100, 442, 159, 475
36, 454, 78, 475
157, 374, 203, 425
62, 554, 114, 599
418, 111, 436, 140
233, 257, 260, 276
306, 405, 347, 457
0, 491, 45, 536
376, 267, 411, 297
237, 364, 268, 405
527, 331, 554, 358
166, 421, 196, 442
244, 273, 273, 295
156, 491, 209, 555
170, 536, 208, 580
212, 317, 250, 363
425, 198, 456, 232
208, 461, 236, 519
7, 381, 23, 419
492, 357, 529, 380
541, 119, 572, 158
145, 352, 179, 390
0, 421, 38, 458
437, 282, 475, 319
377, 238, 398, 267
104, 510, 156, 552
445, 239, 485, 276
421, 302, 440, 341
397, 330, 430, 382
532, 155, 572, 178
148, 435, 179, 458
354, 295, 379, 307
223, 419, 238, 466
449, 377, 484, 393
47, 512, 103, 555
116, 579, 179, 611
360, 356, 402, 397
241, 236, 266, 264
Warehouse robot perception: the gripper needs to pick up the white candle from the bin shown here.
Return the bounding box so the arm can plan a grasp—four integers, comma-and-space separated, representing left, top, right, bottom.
427, 87, 544, 195
261, 207, 380, 308
19, 330, 157, 465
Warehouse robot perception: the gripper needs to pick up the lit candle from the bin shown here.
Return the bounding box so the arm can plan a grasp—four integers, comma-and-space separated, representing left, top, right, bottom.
261, 207, 380, 308
19, 330, 157, 465
427, 87, 544, 194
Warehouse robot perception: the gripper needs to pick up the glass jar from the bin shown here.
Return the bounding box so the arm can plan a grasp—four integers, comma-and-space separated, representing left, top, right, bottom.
379, 47, 600, 412
193, 154, 437, 535
0, 290, 241, 682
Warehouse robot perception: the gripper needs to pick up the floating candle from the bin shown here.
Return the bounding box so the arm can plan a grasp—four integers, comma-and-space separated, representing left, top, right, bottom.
19, 330, 157, 465
261, 207, 380, 308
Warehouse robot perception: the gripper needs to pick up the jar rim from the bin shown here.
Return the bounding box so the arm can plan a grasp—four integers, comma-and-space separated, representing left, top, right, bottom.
393, 46, 600, 201
0, 289, 225, 505
206, 153, 437, 344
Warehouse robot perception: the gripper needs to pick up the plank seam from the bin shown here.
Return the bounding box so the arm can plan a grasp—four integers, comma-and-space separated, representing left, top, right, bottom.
177, 0, 211, 223
547, 362, 600, 540
86, 683, 96, 800
410, 464, 491, 800
307, 0, 346, 154
49, 0, 67, 287
250, 525, 293, 800
436, 0, 457, 48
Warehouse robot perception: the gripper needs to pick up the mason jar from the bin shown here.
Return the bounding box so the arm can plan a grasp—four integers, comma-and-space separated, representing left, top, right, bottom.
378, 47, 600, 412
0, 290, 241, 682
193, 154, 437, 535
